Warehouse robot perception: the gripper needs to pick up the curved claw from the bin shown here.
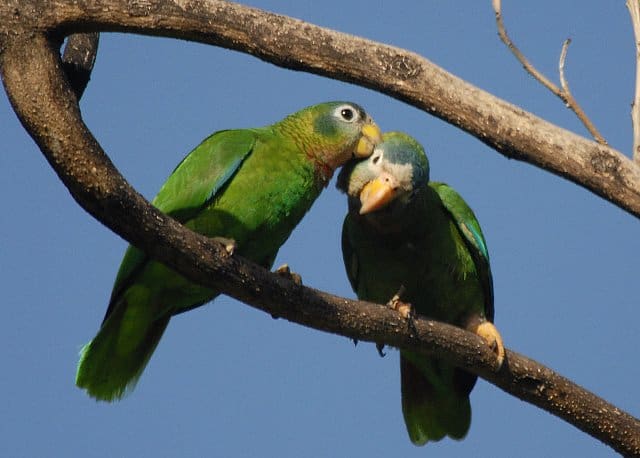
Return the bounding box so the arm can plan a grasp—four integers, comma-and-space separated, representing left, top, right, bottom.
275, 264, 303, 285
386, 285, 410, 316
386, 286, 417, 334
467, 318, 505, 369
212, 236, 237, 255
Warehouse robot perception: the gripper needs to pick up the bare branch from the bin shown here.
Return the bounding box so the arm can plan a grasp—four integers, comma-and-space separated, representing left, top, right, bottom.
492, 0, 607, 145
556, 38, 607, 147
627, 0, 640, 163
1, 28, 640, 456
558, 38, 571, 94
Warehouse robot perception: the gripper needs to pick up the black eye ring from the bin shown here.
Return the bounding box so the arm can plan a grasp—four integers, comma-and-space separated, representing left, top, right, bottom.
340, 108, 354, 121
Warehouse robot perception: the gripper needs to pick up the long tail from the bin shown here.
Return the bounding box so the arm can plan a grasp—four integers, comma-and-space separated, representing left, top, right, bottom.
400, 352, 475, 445
75, 295, 170, 402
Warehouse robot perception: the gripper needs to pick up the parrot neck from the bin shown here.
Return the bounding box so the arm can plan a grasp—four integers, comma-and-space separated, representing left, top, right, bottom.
273, 121, 335, 187
309, 157, 335, 186
297, 146, 335, 187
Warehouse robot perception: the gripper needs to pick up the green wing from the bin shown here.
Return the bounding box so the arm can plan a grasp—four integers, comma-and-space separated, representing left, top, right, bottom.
108, 129, 256, 313
431, 182, 494, 320
153, 129, 256, 220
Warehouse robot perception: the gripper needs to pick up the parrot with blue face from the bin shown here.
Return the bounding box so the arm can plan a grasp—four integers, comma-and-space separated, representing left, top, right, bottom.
337, 131, 504, 445
76, 101, 382, 401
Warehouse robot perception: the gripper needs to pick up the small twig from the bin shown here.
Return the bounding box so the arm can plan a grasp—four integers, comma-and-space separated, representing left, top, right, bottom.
626, 0, 640, 163
556, 39, 606, 146
493, 0, 607, 145
558, 38, 571, 93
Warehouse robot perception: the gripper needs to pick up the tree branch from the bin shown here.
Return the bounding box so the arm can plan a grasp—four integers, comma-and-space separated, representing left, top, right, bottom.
61, 32, 99, 99
1, 0, 637, 219
492, 0, 607, 145
1, 26, 640, 455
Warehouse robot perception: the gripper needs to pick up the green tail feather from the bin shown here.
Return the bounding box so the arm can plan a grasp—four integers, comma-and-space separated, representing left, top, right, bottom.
400, 354, 472, 445
75, 296, 170, 402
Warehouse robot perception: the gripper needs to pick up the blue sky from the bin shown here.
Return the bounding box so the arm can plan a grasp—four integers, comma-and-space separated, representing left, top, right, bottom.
1, 1, 638, 456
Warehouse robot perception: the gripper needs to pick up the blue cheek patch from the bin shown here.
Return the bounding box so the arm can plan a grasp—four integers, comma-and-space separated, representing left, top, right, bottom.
313, 114, 338, 137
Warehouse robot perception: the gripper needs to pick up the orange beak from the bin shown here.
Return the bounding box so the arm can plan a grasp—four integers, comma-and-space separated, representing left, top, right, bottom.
359, 175, 398, 214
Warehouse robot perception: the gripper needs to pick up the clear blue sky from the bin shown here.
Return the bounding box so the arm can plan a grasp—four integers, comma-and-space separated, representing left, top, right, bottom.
1, 1, 637, 456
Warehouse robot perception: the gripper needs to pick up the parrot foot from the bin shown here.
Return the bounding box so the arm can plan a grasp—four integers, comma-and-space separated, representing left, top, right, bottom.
386, 285, 418, 336
466, 316, 505, 369
212, 236, 237, 255
275, 264, 303, 285
376, 342, 386, 357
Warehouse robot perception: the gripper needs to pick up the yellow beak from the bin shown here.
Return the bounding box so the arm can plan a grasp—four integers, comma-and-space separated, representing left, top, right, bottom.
354, 122, 383, 158
359, 176, 398, 214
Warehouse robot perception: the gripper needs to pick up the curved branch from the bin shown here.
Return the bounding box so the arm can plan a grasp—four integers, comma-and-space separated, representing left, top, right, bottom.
1, 31, 639, 456
1, 0, 637, 217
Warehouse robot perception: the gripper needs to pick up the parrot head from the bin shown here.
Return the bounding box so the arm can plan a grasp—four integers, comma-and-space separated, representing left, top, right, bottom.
279, 102, 382, 182
337, 131, 429, 215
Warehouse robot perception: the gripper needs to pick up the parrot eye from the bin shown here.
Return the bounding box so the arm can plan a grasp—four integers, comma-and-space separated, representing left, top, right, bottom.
334, 104, 360, 123
372, 154, 381, 164
341, 108, 354, 120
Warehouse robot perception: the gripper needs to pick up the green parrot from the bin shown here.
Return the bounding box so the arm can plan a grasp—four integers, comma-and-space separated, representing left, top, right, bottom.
337, 132, 504, 445
76, 101, 382, 401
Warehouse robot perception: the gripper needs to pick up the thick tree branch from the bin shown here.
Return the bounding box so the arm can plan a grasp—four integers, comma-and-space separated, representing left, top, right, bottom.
2, 0, 636, 217
1, 28, 640, 456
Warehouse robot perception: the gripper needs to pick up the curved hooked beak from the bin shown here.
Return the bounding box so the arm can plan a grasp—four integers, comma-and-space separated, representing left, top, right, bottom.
354, 121, 383, 158
359, 173, 398, 214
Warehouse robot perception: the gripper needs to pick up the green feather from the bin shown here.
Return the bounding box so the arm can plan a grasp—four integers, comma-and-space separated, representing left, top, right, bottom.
431, 182, 493, 320
76, 102, 381, 401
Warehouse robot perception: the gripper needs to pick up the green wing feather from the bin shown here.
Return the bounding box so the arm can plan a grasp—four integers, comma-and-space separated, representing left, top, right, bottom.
76, 130, 255, 400
400, 355, 471, 444
152, 129, 256, 221
108, 130, 255, 313
431, 182, 494, 321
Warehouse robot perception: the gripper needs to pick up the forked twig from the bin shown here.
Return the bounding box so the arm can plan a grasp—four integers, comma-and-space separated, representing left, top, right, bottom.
493, 0, 607, 145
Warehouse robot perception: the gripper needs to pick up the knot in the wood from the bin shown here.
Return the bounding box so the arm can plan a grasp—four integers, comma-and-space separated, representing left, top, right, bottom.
378, 50, 422, 80
590, 149, 621, 177
128, 0, 156, 16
